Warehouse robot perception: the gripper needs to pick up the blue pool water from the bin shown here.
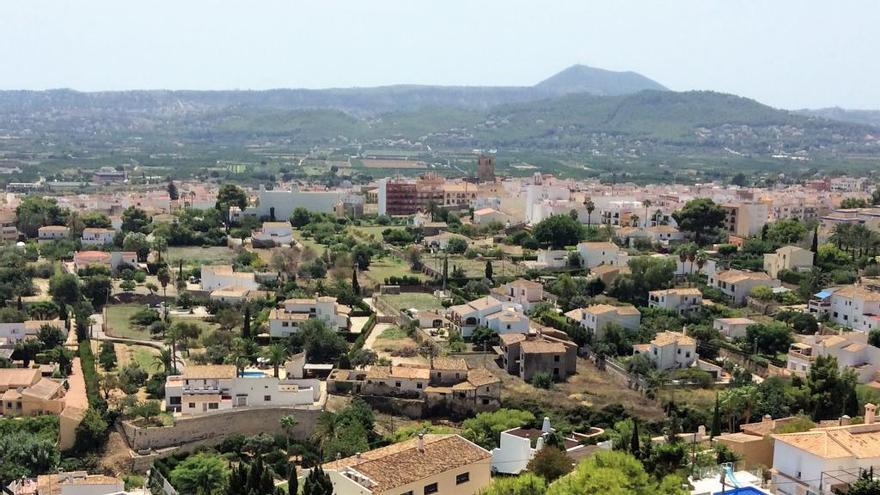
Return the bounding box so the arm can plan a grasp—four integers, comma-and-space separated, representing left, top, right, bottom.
713, 488, 768, 495
240, 371, 267, 377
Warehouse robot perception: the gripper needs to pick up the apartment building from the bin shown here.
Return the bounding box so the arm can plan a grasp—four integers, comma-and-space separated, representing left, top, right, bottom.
442, 182, 479, 210
80, 227, 115, 246
707, 269, 780, 305
576, 241, 628, 269
763, 245, 814, 279
722, 202, 769, 238
648, 288, 703, 315
37, 225, 69, 242
496, 330, 577, 381
251, 221, 293, 247
786, 332, 880, 383
72, 251, 137, 272
0, 210, 19, 242
809, 285, 880, 332
245, 184, 362, 218
447, 295, 529, 337
632, 331, 697, 371
200, 264, 260, 292
564, 304, 641, 341
268, 296, 351, 337
164, 364, 319, 414
377, 174, 446, 216
322, 434, 491, 495
820, 207, 880, 233
772, 404, 880, 495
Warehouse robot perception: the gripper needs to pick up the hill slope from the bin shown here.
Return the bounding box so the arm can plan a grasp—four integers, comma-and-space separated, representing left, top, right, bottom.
796, 107, 880, 128
536, 65, 667, 96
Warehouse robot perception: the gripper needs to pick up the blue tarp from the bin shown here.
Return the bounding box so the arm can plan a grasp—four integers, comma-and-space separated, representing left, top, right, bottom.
814, 290, 833, 299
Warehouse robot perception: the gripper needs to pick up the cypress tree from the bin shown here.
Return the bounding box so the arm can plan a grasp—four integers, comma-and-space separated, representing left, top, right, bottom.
711, 393, 722, 438
288, 463, 299, 495
630, 420, 640, 459
242, 306, 251, 339
811, 226, 819, 264
352, 266, 360, 296
260, 464, 274, 495
485, 260, 493, 281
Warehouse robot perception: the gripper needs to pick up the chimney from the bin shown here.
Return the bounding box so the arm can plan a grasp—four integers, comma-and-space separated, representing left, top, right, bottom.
535, 435, 545, 451
840, 415, 852, 426
762, 414, 772, 424
417, 433, 425, 453
865, 403, 877, 425
541, 417, 552, 434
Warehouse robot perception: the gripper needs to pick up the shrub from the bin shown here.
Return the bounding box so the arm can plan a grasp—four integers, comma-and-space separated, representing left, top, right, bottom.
130, 308, 161, 327
530, 372, 554, 390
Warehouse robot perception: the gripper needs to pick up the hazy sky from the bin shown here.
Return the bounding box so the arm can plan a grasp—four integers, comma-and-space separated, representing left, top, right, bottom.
1, 0, 877, 109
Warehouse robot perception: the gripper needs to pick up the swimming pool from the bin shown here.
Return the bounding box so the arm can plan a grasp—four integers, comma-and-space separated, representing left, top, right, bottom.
240, 370, 267, 377
713, 488, 770, 495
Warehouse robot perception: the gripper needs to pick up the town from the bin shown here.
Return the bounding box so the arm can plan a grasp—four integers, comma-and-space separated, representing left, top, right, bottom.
2, 151, 880, 495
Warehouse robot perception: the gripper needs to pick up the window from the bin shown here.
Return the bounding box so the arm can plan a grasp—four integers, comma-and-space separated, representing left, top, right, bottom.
554, 355, 560, 362
402, 492, 413, 495
456, 473, 470, 484
264, 395, 271, 401
396, 381, 402, 388
188, 403, 195, 408
424, 483, 438, 494
208, 403, 219, 410
482, 398, 490, 405
416, 383, 422, 389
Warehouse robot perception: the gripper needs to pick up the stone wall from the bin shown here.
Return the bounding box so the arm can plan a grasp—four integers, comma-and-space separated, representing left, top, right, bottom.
122, 406, 320, 452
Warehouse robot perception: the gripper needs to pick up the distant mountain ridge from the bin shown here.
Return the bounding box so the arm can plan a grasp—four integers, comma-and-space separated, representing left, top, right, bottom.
0, 65, 667, 116
796, 107, 880, 128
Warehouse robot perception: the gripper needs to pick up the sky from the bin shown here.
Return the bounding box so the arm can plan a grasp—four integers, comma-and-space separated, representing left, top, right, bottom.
0, 0, 877, 110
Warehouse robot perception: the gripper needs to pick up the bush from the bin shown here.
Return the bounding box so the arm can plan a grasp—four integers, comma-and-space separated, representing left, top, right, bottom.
98, 341, 117, 370
777, 269, 803, 285
130, 308, 161, 327
530, 372, 554, 389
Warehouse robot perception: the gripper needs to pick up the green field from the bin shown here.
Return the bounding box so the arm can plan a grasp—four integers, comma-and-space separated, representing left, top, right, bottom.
348, 225, 402, 241
381, 293, 444, 312
363, 257, 427, 285
293, 230, 327, 257
105, 304, 220, 342
129, 345, 161, 373
166, 246, 237, 267
423, 255, 524, 278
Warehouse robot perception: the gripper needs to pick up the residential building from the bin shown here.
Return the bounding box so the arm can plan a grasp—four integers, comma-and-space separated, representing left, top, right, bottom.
496, 329, 577, 381
72, 251, 137, 272
707, 269, 780, 305
378, 174, 446, 216
713, 317, 757, 339
472, 208, 507, 226
447, 296, 529, 337
164, 365, 319, 414
786, 332, 880, 384
209, 287, 272, 304
722, 202, 769, 238
564, 304, 641, 341
771, 404, 880, 495
245, 184, 362, 218
715, 415, 800, 470
5, 471, 125, 495
616, 225, 685, 246
268, 296, 351, 337
491, 417, 606, 474
477, 154, 495, 183
251, 221, 293, 247
321, 434, 491, 495
808, 285, 880, 332
80, 228, 115, 246
576, 241, 628, 269
37, 225, 69, 242
0, 319, 66, 346
531, 249, 570, 269
632, 331, 697, 370
763, 245, 814, 279
92, 166, 127, 183
489, 279, 546, 312
0, 210, 19, 242
647, 288, 703, 315
200, 264, 260, 292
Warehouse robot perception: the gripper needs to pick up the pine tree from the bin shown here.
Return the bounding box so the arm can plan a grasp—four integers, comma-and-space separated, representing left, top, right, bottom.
303, 466, 332, 495
242, 306, 251, 339
352, 266, 360, 296
288, 463, 299, 495
711, 393, 722, 438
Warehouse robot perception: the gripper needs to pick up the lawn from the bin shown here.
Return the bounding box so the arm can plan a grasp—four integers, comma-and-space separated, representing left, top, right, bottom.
129, 345, 161, 373
381, 293, 444, 312
348, 225, 401, 241
363, 257, 427, 285
292, 230, 327, 257
105, 304, 154, 340
166, 246, 237, 267
378, 326, 409, 340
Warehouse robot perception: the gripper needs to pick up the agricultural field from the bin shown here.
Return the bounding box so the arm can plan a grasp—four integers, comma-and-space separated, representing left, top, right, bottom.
359, 159, 426, 169
166, 246, 237, 267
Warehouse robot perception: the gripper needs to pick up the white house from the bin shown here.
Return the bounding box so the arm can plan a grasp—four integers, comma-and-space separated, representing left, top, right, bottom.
489, 279, 546, 312
0, 320, 66, 346
564, 304, 640, 341
200, 264, 260, 292
246, 185, 361, 217
713, 317, 756, 339
491, 417, 606, 474
164, 364, 320, 415
251, 221, 293, 247
647, 288, 703, 315
763, 245, 814, 279
707, 269, 780, 305
473, 208, 508, 226
808, 285, 880, 332
37, 225, 69, 242
268, 296, 351, 337
632, 331, 697, 371
786, 332, 880, 384
532, 249, 571, 270
73, 251, 138, 272
81, 228, 115, 246
771, 404, 880, 495
447, 296, 529, 337
576, 242, 628, 269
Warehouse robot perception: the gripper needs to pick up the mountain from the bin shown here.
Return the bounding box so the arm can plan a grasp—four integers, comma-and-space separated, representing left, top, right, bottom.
796, 107, 880, 128
535, 65, 667, 96
0, 65, 666, 116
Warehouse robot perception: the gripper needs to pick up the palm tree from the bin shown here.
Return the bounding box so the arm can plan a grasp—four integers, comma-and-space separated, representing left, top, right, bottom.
145, 282, 158, 296
153, 236, 168, 263
266, 343, 289, 378
157, 267, 171, 319
584, 199, 595, 227
153, 348, 174, 374
165, 323, 184, 374
630, 214, 640, 228
642, 199, 652, 228
280, 415, 298, 448
695, 251, 707, 275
